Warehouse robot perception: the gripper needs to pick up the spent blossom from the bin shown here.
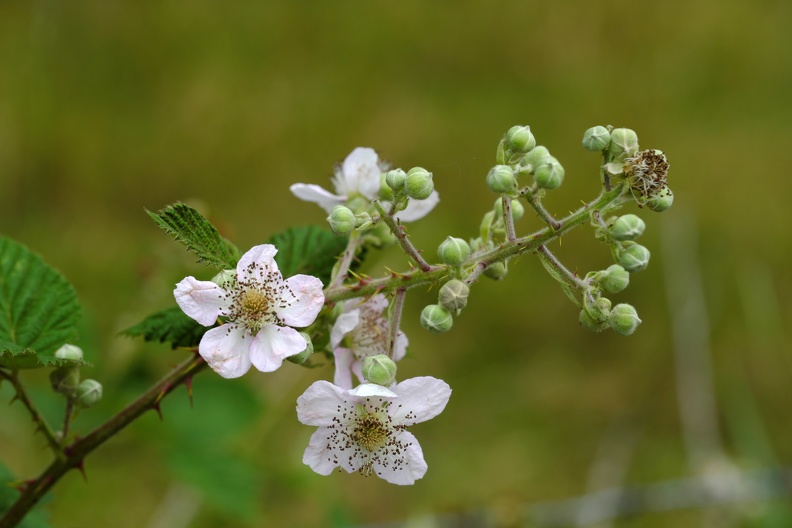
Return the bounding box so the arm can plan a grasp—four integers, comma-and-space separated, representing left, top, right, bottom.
297, 377, 451, 485
174, 244, 324, 378
331, 294, 407, 390
290, 147, 439, 222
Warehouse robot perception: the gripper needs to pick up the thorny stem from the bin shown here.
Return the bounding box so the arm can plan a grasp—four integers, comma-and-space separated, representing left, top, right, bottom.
537, 245, 586, 290
0, 353, 207, 528
373, 200, 431, 272
330, 231, 362, 288
502, 195, 517, 243
521, 185, 562, 230
387, 288, 407, 359
61, 399, 74, 446
0, 369, 65, 462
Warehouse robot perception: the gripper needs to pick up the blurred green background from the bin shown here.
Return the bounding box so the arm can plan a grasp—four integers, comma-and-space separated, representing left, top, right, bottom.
2, 1, 791, 526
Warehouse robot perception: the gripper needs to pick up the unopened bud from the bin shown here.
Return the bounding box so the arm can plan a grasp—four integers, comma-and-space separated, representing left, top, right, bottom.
617, 243, 651, 273
582, 126, 611, 152
420, 304, 453, 334
287, 332, 314, 365
54, 344, 84, 362
519, 146, 551, 173
404, 167, 434, 200
75, 379, 103, 408
579, 309, 608, 332
608, 128, 639, 161
585, 296, 612, 323
609, 303, 642, 336
327, 205, 356, 235
361, 354, 397, 387
50, 367, 80, 396
438, 279, 470, 315
494, 198, 525, 221
385, 168, 407, 191
534, 157, 565, 190
600, 265, 630, 294
437, 236, 471, 266
483, 261, 507, 280
505, 125, 536, 153
645, 187, 674, 212
486, 165, 516, 194
379, 174, 394, 201
610, 214, 646, 241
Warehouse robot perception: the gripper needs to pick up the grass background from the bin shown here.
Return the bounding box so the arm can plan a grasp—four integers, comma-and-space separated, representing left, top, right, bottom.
1, 1, 791, 526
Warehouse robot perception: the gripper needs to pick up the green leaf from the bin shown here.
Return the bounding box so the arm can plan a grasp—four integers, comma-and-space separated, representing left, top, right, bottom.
267, 225, 349, 286
0, 237, 81, 369
147, 203, 239, 269
122, 306, 206, 349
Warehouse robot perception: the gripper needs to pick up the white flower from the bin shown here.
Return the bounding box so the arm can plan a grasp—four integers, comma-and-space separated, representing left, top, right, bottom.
174, 244, 324, 379
297, 376, 451, 485
289, 147, 439, 222
331, 294, 407, 390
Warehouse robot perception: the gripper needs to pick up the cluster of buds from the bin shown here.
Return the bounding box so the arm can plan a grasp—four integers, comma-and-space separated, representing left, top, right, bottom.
49, 344, 103, 409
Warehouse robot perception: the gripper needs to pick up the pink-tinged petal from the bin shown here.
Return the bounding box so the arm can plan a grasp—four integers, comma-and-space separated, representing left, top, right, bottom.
296, 380, 351, 426
333, 347, 355, 390
289, 183, 345, 213
330, 309, 360, 349
395, 190, 440, 222
374, 431, 427, 485
248, 324, 305, 372
174, 277, 227, 326
349, 383, 397, 399
391, 376, 452, 426
236, 244, 281, 284
365, 294, 389, 313
392, 331, 408, 362
277, 274, 325, 327
339, 147, 381, 199
351, 359, 364, 385
302, 427, 341, 475
198, 324, 252, 379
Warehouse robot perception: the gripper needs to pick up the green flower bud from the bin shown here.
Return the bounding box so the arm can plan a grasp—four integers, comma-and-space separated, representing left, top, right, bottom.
361, 354, 397, 387
483, 261, 507, 280
379, 174, 394, 201
582, 126, 611, 152
585, 296, 612, 323
610, 214, 646, 241
287, 332, 314, 365
404, 167, 434, 200
608, 303, 642, 336
211, 269, 236, 288
493, 198, 525, 221
600, 264, 630, 294
579, 308, 608, 332
534, 157, 565, 190
327, 205, 356, 235
505, 125, 536, 153
520, 146, 551, 172
437, 236, 471, 266
75, 379, 103, 408
50, 366, 80, 396
617, 243, 651, 273
645, 187, 674, 213
385, 168, 407, 191
438, 279, 470, 315
486, 165, 516, 194
420, 304, 453, 334
54, 344, 84, 362
608, 128, 639, 161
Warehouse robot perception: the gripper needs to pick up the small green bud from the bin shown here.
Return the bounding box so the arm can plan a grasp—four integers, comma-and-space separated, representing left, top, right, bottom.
585, 296, 612, 323
520, 146, 551, 172
327, 205, 356, 235
438, 279, 470, 315
486, 165, 516, 194
50, 366, 80, 396
287, 332, 314, 365
610, 214, 646, 241
404, 167, 434, 200
582, 126, 611, 152
617, 243, 651, 273
483, 261, 507, 280
361, 354, 397, 387
505, 125, 536, 153
379, 174, 394, 201
211, 269, 236, 288
579, 309, 608, 332
420, 304, 453, 334
609, 303, 642, 336
54, 344, 84, 362
493, 198, 525, 221
645, 187, 674, 212
75, 379, 103, 408
437, 236, 471, 266
533, 157, 565, 190
385, 168, 407, 191
600, 264, 630, 294
608, 128, 639, 161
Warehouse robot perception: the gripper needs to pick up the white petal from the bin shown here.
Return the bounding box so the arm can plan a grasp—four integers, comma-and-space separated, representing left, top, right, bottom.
340, 147, 381, 199
351, 359, 364, 385
173, 277, 227, 326
198, 324, 252, 379
391, 376, 452, 426
289, 183, 346, 213
330, 309, 360, 349
392, 330, 409, 362
236, 244, 281, 284
276, 274, 325, 327
364, 293, 389, 313
333, 347, 355, 390
374, 431, 427, 485
349, 383, 397, 399
302, 427, 341, 476
249, 324, 305, 372
296, 380, 350, 426
395, 190, 440, 222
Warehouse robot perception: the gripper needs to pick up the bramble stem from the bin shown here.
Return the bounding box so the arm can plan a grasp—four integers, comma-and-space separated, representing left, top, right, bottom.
502, 195, 517, 242
387, 288, 407, 359
373, 200, 431, 272
61, 399, 74, 445
0, 353, 207, 528
537, 245, 586, 290
0, 369, 65, 462
521, 186, 561, 230
330, 231, 361, 288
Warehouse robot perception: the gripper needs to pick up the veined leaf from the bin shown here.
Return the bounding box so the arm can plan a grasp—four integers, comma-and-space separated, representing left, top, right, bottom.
122, 306, 206, 349
0, 237, 81, 369
267, 225, 349, 286
147, 203, 240, 269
